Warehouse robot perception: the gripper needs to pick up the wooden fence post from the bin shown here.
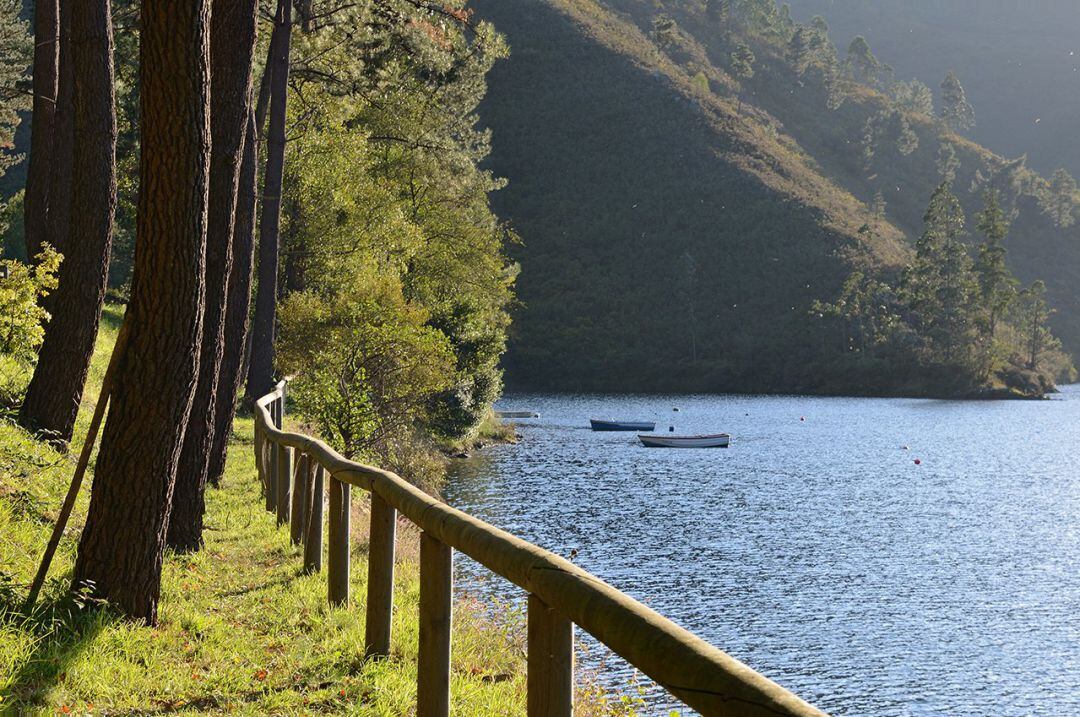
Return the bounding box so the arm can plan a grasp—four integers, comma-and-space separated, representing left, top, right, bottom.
290, 453, 308, 545
276, 445, 292, 527
265, 439, 278, 513
417, 532, 452, 717
365, 493, 396, 658
303, 463, 324, 574
328, 477, 351, 606
528, 595, 575, 717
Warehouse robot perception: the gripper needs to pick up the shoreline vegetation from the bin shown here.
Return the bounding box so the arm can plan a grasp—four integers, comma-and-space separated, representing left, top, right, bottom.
0, 306, 630, 715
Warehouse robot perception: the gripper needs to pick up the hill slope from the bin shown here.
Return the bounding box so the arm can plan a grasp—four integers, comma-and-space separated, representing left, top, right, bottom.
475, 0, 1080, 393
474, 0, 906, 393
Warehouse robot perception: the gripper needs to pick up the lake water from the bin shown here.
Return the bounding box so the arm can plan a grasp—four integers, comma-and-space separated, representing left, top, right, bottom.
444, 388, 1080, 716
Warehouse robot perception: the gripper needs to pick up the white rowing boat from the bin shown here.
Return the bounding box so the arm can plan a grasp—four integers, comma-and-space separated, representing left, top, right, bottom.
638, 433, 730, 448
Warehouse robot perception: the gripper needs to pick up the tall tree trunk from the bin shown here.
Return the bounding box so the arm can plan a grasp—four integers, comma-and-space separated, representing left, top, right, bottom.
245, 0, 292, 403
43, 0, 73, 268
73, 0, 212, 624
204, 108, 257, 490
24, 0, 59, 261
206, 64, 271, 489
20, 0, 116, 445
167, 0, 258, 553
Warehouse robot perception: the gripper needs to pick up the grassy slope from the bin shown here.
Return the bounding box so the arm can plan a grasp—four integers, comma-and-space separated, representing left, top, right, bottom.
0, 306, 568, 715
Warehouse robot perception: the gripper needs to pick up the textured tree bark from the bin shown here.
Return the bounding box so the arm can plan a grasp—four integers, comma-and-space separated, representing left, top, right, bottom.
245, 0, 292, 403
42, 0, 72, 271
167, 0, 258, 553
73, 0, 212, 624
24, 0, 58, 261
20, 0, 116, 445
205, 53, 271, 489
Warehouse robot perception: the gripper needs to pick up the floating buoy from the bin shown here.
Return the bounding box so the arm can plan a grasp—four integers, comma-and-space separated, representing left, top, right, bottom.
914, 458, 922, 465
902, 445, 909, 450
673, 407, 680, 412
800, 416, 805, 422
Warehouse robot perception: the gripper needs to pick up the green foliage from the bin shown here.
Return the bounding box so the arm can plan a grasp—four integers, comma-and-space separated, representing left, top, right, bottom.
730, 40, 756, 80
1038, 168, 1078, 228
277, 281, 455, 466
0, 326, 543, 713
845, 36, 879, 84
940, 70, 976, 133
0, 245, 61, 362
890, 79, 934, 116
272, 1, 515, 465
816, 184, 1066, 395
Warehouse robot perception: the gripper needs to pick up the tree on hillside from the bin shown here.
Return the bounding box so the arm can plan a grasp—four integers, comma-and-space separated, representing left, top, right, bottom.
940, 71, 975, 133
20, 0, 117, 444
973, 190, 1016, 373
652, 14, 677, 50
705, 0, 730, 28
168, 0, 258, 553
903, 182, 978, 367
74, 0, 212, 623
23, 0, 57, 261
246, 0, 293, 403
730, 40, 755, 81
846, 36, 879, 84
786, 26, 811, 76
1016, 280, 1053, 371
891, 79, 934, 116
1038, 168, 1078, 228
936, 141, 960, 183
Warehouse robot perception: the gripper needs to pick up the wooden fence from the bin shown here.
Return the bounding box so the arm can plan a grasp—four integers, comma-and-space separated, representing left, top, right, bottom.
254, 381, 829, 717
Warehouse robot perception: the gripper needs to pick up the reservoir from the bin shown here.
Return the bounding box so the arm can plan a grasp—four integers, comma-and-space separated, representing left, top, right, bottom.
444, 388, 1080, 716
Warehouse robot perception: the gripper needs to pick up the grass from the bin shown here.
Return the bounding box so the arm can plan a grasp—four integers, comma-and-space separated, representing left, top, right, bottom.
0, 304, 621, 715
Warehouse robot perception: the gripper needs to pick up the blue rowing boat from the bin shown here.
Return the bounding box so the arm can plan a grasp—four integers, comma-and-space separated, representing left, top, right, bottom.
590, 419, 656, 432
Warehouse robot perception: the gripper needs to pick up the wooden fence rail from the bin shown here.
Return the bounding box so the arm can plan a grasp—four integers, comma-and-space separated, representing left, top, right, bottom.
254, 382, 828, 717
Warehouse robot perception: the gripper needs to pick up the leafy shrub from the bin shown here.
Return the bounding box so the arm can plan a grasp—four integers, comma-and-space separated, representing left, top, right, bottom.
277, 275, 455, 465
0, 246, 61, 362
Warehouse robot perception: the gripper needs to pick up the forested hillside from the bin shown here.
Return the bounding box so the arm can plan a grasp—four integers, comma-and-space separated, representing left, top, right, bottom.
475, 0, 1079, 396
786, 0, 1080, 178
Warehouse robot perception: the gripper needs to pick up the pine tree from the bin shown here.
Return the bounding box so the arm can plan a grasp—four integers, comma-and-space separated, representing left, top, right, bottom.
904, 182, 978, 367
1016, 280, 1053, 370
786, 26, 811, 76
870, 189, 886, 218
846, 36, 879, 84
940, 71, 975, 133
1038, 168, 1078, 228
652, 14, 677, 50
936, 141, 960, 183
973, 190, 1016, 372
730, 40, 754, 80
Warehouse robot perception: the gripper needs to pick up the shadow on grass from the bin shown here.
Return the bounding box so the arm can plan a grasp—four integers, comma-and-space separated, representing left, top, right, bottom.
0, 575, 112, 709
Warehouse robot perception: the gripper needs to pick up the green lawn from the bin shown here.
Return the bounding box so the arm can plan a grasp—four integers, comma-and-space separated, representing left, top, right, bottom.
0, 305, 625, 715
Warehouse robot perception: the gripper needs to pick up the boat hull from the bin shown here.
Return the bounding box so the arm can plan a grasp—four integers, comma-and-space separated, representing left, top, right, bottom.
638, 434, 730, 448
591, 419, 656, 431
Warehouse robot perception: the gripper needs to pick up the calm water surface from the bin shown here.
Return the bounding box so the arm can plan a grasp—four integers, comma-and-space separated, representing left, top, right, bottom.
444, 388, 1080, 716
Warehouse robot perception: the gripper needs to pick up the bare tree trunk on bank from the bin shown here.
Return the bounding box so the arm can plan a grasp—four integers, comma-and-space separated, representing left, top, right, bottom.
20, 0, 117, 445
245, 0, 292, 403
42, 0, 72, 273
168, 0, 258, 553
24, 0, 58, 261
73, 0, 212, 624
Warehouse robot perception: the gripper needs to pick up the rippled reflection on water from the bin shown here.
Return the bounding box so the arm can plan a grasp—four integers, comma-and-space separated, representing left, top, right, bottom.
444, 388, 1080, 716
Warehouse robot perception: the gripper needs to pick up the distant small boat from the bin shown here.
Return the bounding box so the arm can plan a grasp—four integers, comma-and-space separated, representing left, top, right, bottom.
497, 411, 540, 419
638, 433, 730, 448
590, 419, 656, 432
